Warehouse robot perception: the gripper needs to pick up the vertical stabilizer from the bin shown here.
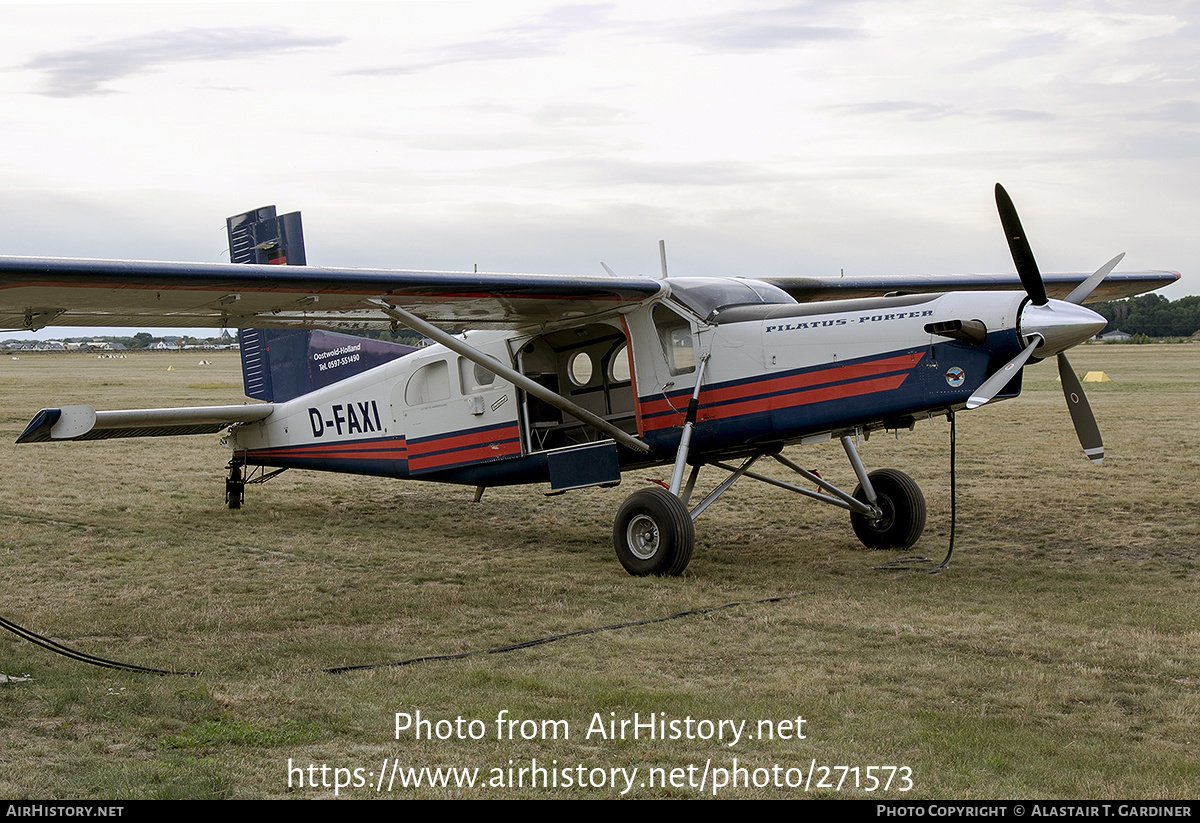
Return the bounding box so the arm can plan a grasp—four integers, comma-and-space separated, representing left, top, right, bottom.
228, 206, 416, 403
227, 206, 306, 266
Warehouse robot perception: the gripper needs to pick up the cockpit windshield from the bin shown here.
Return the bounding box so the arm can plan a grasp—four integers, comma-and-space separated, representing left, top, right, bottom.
666, 277, 796, 321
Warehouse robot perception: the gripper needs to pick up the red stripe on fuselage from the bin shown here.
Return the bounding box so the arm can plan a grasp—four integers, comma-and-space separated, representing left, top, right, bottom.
407, 423, 520, 457
246, 437, 408, 461
640, 351, 923, 431
408, 440, 522, 471
701, 373, 909, 426
407, 423, 523, 471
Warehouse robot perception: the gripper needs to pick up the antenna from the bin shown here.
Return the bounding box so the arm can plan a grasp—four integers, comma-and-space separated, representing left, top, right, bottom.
659, 240, 668, 279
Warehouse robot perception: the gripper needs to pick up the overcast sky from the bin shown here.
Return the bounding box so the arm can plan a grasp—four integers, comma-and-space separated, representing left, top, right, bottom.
2, 0, 1196, 340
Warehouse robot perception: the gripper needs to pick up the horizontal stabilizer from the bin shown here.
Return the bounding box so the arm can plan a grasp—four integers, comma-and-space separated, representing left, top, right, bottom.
16, 404, 273, 443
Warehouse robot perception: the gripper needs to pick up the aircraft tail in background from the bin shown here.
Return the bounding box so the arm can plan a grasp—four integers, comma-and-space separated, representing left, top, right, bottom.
227, 207, 418, 403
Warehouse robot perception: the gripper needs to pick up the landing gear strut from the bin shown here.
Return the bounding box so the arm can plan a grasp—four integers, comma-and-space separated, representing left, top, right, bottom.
610, 427, 928, 576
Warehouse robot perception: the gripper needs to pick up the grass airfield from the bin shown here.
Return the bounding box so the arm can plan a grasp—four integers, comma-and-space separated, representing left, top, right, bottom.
0, 345, 1196, 799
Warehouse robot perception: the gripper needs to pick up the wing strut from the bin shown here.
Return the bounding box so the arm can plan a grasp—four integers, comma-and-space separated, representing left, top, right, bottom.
367, 300, 651, 455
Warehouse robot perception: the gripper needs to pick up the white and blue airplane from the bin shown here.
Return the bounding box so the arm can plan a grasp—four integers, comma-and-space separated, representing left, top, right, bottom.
0, 186, 1179, 575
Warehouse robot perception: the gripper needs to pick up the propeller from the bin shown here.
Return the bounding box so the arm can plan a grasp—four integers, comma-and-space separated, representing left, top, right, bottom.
995, 183, 1047, 306
1057, 352, 1104, 464
966, 334, 1041, 410
970, 185, 1114, 464
1064, 252, 1124, 306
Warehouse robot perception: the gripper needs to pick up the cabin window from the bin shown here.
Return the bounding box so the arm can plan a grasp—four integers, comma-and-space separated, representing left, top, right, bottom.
405, 359, 451, 405
608, 343, 631, 383
568, 351, 594, 387
459, 357, 498, 393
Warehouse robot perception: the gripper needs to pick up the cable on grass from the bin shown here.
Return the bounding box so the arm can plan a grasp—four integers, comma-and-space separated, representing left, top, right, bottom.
323, 585, 834, 674
872, 409, 956, 574
0, 615, 198, 676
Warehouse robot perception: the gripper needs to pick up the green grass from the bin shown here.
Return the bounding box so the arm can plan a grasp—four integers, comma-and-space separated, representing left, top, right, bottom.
0, 346, 1196, 798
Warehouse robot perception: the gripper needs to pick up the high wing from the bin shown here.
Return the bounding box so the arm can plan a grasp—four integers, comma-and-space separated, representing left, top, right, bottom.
0, 256, 667, 332
0, 254, 1178, 333
763, 271, 1179, 304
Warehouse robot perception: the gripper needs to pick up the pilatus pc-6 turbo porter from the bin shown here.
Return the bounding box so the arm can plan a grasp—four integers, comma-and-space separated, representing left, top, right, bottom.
1, 186, 1178, 575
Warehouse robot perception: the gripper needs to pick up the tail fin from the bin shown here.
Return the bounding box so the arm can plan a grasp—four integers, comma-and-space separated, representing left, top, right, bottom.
226, 205, 306, 265
228, 206, 417, 403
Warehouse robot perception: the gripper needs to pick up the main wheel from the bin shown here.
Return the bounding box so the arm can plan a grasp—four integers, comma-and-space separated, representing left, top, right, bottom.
613, 487, 695, 576
850, 468, 925, 550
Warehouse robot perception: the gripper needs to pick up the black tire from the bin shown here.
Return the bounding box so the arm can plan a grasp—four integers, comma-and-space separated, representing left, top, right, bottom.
226, 463, 244, 510
613, 487, 695, 576
850, 469, 926, 550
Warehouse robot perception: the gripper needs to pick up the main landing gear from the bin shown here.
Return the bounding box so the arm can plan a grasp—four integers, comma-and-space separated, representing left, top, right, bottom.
850, 468, 926, 550
611, 432, 926, 577
613, 487, 694, 576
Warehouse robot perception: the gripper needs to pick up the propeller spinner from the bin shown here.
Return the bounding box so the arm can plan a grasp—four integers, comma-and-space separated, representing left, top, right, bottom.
968, 185, 1117, 465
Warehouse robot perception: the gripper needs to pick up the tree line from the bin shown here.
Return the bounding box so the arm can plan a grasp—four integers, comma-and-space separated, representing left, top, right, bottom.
1090, 294, 1200, 339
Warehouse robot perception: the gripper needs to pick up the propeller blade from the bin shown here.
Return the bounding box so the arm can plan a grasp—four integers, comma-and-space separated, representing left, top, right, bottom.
995, 183, 1048, 306
1057, 352, 1104, 464
966, 335, 1041, 409
1064, 252, 1125, 305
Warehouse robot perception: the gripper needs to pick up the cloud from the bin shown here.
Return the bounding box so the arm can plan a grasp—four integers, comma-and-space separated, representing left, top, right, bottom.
955, 31, 1073, 73
1112, 130, 1200, 161
17, 27, 345, 98
828, 100, 963, 120
659, 4, 866, 53
496, 3, 615, 36
404, 131, 599, 151
987, 108, 1057, 122
344, 37, 560, 77
1132, 99, 1200, 124
346, 3, 613, 77
528, 103, 627, 128
477, 156, 782, 188
346, 3, 861, 78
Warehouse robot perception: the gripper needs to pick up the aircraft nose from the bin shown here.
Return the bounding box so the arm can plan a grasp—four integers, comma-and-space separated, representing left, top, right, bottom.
1020, 299, 1108, 356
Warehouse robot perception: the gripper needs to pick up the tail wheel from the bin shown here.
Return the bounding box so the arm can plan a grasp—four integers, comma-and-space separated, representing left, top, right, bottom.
850, 469, 925, 550
613, 487, 694, 576
225, 462, 244, 510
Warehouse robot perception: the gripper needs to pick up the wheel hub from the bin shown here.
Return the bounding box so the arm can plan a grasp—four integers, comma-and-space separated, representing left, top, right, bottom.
626, 514, 660, 559
868, 495, 895, 532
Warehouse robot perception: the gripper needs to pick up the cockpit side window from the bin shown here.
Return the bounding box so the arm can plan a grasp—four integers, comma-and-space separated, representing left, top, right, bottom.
652, 304, 696, 375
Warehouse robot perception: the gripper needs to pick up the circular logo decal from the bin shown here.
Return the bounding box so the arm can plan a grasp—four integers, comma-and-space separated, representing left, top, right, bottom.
945, 367, 965, 387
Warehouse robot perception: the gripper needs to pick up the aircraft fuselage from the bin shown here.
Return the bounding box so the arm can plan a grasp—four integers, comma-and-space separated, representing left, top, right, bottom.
225, 286, 1058, 492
